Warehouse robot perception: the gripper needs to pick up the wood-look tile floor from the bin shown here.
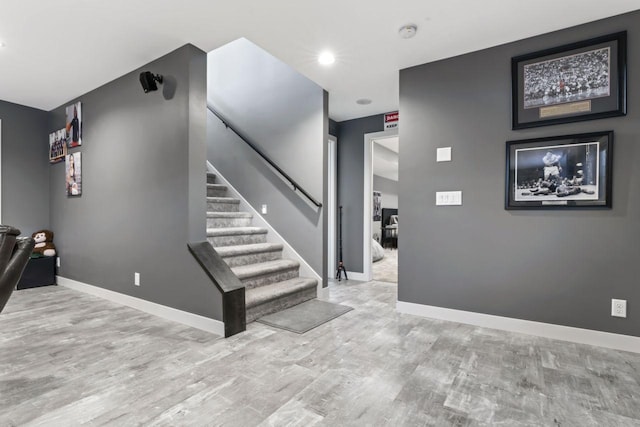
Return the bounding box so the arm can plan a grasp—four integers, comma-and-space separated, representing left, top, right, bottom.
1, 282, 639, 426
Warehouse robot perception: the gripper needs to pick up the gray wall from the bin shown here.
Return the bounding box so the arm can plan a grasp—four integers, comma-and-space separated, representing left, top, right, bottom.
207, 38, 326, 278
0, 100, 50, 236
49, 45, 222, 321
399, 11, 639, 337
336, 114, 384, 272
373, 174, 398, 210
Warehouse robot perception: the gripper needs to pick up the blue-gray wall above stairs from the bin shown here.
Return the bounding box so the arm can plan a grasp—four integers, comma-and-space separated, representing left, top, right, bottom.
206, 38, 327, 282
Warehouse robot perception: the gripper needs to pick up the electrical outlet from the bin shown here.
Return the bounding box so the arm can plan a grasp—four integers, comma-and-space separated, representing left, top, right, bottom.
611, 299, 627, 318
261, 204, 268, 214
134, 272, 140, 287
56, 257, 60, 268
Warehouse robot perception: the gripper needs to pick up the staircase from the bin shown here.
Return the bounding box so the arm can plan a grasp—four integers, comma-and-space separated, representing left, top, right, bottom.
205, 172, 317, 323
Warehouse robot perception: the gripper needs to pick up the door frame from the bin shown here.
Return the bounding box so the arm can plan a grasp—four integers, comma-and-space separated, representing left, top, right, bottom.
327, 135, 337, 277
362, 129, 398, 281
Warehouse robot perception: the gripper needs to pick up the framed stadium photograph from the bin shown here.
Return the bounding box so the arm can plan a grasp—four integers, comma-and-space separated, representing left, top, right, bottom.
505, 131, 612, 209
511, 32, 626, 129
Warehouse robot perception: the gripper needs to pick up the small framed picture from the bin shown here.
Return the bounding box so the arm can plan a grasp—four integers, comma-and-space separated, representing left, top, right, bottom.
65, 101, 82, 147
373, 191, 382, 221
511, 32, 626, 129
65, 152, 82, 196
505, 131, 612, 209
49, 129, 67, 163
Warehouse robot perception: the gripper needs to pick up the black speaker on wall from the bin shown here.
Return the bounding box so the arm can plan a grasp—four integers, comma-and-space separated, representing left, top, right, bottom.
139, 71, 163, 93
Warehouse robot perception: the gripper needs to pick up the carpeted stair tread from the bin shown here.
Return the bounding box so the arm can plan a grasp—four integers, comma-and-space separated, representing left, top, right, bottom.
206, 172, 216, 183
245, 277, 317, 309
232, 259, 299, 280
206, 212, 252, 218
207, 183, 227, 190
207, 227, 267, 237
215, 242, 283, 257
206, 196, 240, 204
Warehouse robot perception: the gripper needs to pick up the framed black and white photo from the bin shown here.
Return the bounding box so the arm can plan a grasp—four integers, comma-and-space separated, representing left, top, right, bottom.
505, 131, 612, 209
512, 32, 626, 129
373, 191, 382, 221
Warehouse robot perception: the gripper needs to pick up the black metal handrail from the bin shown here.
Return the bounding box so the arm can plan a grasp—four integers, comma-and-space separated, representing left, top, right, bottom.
207, 103, 322, 208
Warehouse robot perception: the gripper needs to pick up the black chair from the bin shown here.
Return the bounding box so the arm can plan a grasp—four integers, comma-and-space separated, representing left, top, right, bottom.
0, 226, 35, 313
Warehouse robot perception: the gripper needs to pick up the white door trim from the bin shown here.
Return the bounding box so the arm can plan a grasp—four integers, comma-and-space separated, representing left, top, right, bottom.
327, 136, 337, 277
362, 129, 397, 281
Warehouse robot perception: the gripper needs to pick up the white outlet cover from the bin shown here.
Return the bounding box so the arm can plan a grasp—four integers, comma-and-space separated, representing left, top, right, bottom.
261, 204, 268, 214
56, 257, 60, 267
134, 272, 140, 286
611, 299, 627, 318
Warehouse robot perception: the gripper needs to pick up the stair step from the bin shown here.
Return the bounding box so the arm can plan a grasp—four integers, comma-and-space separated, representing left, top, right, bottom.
207, 227, 268, 247
206, 197, 240, 212
215, 243, 283, 267
232, 259, 299, 289
206, 172, 216, 184
207, 212, 252, 228
207, 183, 227, 197
245, 277, 318, 323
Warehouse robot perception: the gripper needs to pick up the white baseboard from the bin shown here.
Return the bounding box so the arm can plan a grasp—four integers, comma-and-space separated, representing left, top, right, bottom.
396, 301, 640, 354
345, 271, 368, 282
57, 276, 225, 337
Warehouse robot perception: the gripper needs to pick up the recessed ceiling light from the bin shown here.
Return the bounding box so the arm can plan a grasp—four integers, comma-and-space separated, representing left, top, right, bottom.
356, 98, 372, 105
318, 51, 335, 65
399, 24, 418, 39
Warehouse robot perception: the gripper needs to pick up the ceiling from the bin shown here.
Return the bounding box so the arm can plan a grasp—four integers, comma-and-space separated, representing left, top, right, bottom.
1, 1, 638, 121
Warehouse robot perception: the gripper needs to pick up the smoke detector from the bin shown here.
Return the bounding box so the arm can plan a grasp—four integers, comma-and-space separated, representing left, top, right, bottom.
399, 25, 418, 39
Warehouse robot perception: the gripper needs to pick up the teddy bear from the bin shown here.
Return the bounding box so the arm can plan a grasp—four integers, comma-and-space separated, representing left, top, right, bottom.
32, 230, 56, 257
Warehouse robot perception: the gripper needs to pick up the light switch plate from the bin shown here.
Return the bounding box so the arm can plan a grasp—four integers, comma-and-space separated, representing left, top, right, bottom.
436, 191, 462, 206
436, 147, 452, 162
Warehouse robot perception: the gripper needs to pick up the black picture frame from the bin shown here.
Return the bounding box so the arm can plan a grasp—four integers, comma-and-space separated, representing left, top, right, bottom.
511, 32, 626, 129
505, 131, 612, 209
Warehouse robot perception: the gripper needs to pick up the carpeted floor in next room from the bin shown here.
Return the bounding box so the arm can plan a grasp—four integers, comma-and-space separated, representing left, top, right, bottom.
373, 247, 397, 283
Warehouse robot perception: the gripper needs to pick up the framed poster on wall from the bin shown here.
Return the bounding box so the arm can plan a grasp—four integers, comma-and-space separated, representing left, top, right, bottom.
49, 129, 67, 163
65, 101, 82, 147
511, 32, 626, 129
373, 191, 382, 221
65, 152, 82, 196
505, 131, 612, 209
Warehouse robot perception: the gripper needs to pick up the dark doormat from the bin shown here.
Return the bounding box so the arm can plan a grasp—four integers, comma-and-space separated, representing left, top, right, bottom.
256, 299, 353, 334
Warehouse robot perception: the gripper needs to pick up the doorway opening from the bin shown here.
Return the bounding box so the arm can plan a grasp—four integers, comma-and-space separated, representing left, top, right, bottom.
362, 129, 398, 282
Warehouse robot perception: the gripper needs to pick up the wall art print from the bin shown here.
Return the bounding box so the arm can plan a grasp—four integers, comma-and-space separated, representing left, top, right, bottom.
49, 129, 67, 164
65, 101, 82, 147
373, 191, 382, 221
65, 152, 82, 196
505, 131, 612, 209
511, 32, 626, 129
